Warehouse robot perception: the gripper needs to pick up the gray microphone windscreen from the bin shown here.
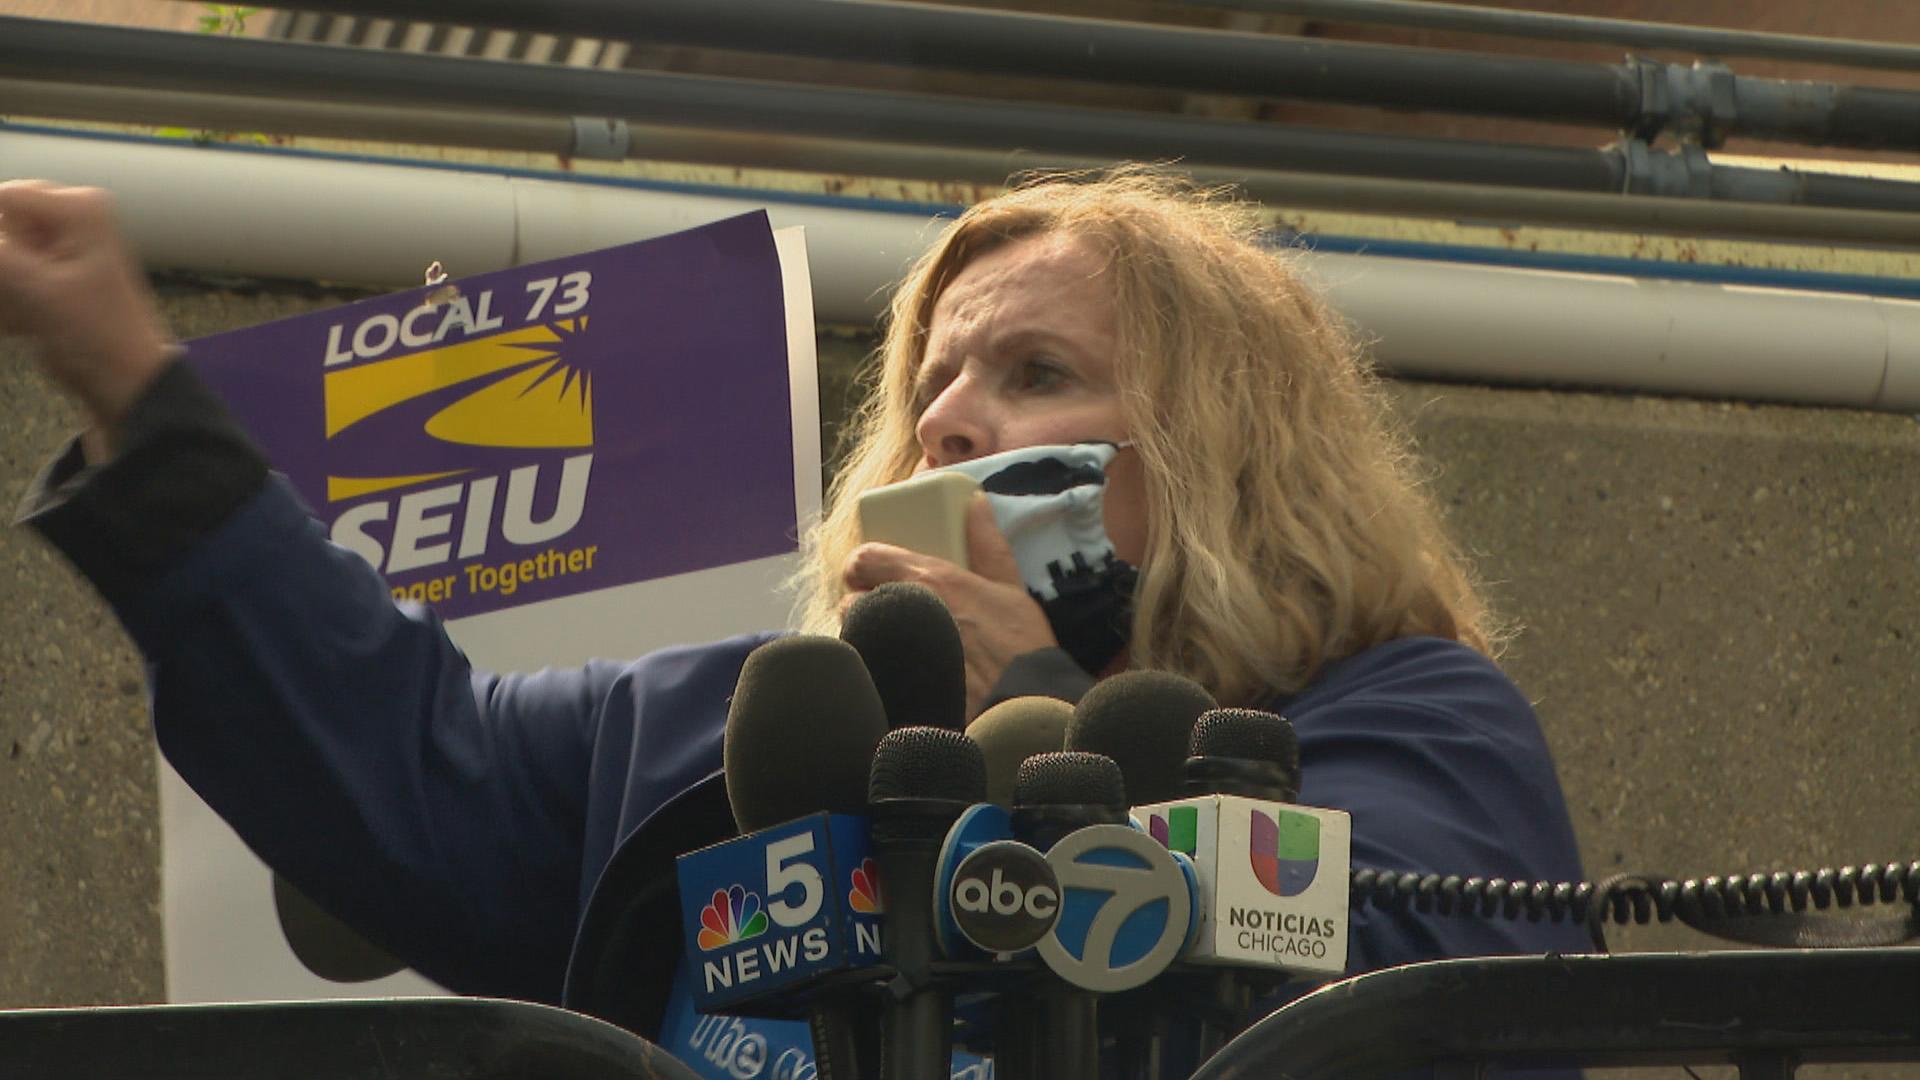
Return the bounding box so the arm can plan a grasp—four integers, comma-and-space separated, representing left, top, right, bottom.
273, 873, 406, 983
966, 695, 1073, 807
1066, 670, 1217, 806
725, 635, 888, 832
840, 581, 967, 732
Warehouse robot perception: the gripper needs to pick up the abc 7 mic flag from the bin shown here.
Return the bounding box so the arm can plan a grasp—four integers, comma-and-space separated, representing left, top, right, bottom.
1038, 825, 1196, 992
940, 810, 1199, 993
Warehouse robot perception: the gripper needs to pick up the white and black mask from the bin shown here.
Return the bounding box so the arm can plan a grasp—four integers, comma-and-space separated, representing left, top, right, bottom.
933, 441, 1138, 673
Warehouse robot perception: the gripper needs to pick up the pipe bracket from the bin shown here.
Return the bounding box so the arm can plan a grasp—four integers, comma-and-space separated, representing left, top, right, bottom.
568, 117, 631, 161
1627, 58, 1737, 148
1675, 60, 1738, 148
1617, 139, 1713, 198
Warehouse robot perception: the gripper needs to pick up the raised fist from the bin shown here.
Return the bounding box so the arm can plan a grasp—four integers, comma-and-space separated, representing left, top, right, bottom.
0, 180, 175, 435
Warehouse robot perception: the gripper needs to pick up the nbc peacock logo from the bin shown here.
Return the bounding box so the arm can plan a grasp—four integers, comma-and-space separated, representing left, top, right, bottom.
848, 857, 884, 914
696, 885, 769, 951
1249, 808, 1320, 898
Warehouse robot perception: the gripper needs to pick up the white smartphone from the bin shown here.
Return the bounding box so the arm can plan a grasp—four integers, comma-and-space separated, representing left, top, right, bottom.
855, 471, 982, 569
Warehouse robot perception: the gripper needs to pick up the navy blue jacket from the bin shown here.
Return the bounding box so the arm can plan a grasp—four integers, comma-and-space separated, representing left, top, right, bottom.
23, 367, 1590, 1036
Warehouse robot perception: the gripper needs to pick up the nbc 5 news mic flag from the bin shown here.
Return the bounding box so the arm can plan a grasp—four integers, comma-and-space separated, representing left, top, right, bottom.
676, 814, 885, 1013
163, 212, 821, 1004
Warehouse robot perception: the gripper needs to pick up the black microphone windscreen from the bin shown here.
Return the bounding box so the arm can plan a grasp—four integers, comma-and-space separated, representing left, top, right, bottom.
840, 582, 967, 732
868, 725, 987, 803
273, 873, 406, 983
1066, 670, 1217, 806
966, 695, 1073, 807
1190, 708, 1300, 774
725, 635, 887, 832
1013, 751, 1126, 810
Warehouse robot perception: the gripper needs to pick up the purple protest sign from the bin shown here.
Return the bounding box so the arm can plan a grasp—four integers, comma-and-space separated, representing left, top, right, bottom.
186, 212, 797, 619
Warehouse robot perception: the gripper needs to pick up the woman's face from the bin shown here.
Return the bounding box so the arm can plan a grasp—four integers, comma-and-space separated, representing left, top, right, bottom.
912, 231, 1147, 566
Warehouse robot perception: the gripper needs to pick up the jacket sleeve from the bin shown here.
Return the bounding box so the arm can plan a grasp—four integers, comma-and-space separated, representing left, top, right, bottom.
131, 479, 617, 1001
19, 364, 614, 1002
1289, 641, 1593, 975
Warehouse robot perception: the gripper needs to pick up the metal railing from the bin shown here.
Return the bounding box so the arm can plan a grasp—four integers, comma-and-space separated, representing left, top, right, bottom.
1196, 947, 1920, 1079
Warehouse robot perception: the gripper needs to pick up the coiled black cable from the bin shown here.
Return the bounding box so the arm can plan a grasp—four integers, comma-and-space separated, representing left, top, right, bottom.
1349, 860, 1920, 951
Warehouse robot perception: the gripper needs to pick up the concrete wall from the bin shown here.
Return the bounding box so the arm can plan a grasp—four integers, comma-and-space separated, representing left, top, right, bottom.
0, 285, 366, 1007
3, 286, 1917, 1063
1389, 381, 1920, 955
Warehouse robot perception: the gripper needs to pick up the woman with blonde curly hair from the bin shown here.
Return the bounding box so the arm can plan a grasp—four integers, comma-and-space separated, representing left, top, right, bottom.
813, 171, 1499, 712
6, 170, 1584, 1064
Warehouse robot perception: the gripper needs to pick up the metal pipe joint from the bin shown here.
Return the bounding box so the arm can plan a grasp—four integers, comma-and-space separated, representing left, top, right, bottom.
1612, 139, 1714, 197
1629, 57, 1739, 147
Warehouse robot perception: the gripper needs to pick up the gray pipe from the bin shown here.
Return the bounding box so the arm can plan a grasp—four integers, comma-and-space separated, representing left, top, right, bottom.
11, 18, 1920, 215
184, 0, 1639, 130
0, 16, 1620, 185
212, 0, 1920, 152
15, 78, 1920, 249
1180, 0, 1920, 74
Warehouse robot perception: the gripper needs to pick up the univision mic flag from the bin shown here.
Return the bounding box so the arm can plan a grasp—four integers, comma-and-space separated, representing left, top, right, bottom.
1138, 796, 1349, 977
187, 211, 800, 619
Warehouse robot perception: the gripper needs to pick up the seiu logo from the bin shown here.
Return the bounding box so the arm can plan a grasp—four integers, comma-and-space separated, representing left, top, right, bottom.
323, 310, 595, 576
1248, 808, 1320, 898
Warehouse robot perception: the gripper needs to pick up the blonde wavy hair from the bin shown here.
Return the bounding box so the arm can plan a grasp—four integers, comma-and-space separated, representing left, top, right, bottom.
797, 169, 1500, 706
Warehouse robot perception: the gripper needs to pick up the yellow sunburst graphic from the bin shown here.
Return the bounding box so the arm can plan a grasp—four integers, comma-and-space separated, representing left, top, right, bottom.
323, 320, 593, 447
424, 357, 592, 448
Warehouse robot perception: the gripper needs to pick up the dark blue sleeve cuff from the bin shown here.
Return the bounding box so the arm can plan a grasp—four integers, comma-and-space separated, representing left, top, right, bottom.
17, 359, 269, 606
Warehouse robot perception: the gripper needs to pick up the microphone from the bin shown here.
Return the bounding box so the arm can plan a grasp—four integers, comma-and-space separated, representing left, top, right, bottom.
1066, 690, 1318, 1079
723, 635, 886, 829
966, 695, 1074, 807
841, 582, 968, 732
867, 725, 987, 1080
679, 635, 890, 1080
1134, 706, 1351, 1072
1150, 706, 1344, 977
1184, 708, 1301, 803
1065, 670, 1217, 806
999, 751, 1132, 1080
1011, 750, 1130, 848
272, 873, 407, 983
1170, 708, 1308, 1060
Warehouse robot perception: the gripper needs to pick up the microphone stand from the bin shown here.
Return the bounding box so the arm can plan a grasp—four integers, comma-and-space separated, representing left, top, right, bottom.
871, 797, 965, 1080
1011, 802, 1119, 1080
1179, 750, 1300, 1070
807, 999, 880, 1080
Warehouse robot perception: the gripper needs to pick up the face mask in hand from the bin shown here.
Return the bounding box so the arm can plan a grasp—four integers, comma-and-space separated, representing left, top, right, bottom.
933, 441, 1138, 674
